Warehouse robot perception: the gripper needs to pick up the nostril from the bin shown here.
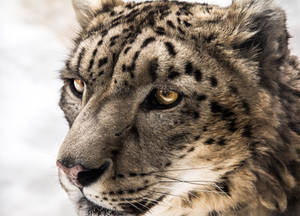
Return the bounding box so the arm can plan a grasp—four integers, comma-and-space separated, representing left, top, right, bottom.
57, 160, 111, 188
77, 161, 110, 187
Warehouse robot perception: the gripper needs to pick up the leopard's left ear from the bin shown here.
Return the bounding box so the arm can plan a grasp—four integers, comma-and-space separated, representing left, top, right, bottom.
226, 0, 289, 65
72, 0, 124, 27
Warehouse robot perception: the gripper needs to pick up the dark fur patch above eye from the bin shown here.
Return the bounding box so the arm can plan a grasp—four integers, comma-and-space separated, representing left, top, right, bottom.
185, 62, 193, 75
76, 48, 86, 75
141, 37, 156, 48
168, 67, 180, 79
194, 69, 202, 82
148, 58, 158, 82
164, 42, 177, 56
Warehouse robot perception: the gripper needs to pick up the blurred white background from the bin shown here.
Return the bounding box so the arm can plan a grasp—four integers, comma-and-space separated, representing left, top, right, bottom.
0, 0, 299, 215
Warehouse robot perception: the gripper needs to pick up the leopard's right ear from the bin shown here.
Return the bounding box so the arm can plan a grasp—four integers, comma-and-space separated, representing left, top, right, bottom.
72, 0, 124, 28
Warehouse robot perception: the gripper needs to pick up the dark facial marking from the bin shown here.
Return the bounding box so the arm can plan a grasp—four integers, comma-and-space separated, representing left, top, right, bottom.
194, 69, 202, 82
181, 109, 200, 119
141, 37, 156, 48
208, 210, 220, 216
166, 20, 176, 29
164, 42, 177, 56
187, 147, 195, 152
168, 133, 190, 146
177, 26, 185, 35
185, 62, 193, 75
228, 118, 237, 132
155, 26, 166, 35
204, 33, 218, 43
124, 46, 131, 54
205, 138, 215, 145
148, 58, 159, 82
76, 48, 86, 75
183, 20, 192, 27
215, 178, 230, 196
177, 17, 181, 24
168, 67, 180, 80
98, 57, 108, 68
242, 100, 250, 114
165, 162, 172, 167
210, 76, 218, 87
97, 40, 103, 46
217, 138, 226, 146
210, 101, 222, 113
242, 124, 252, 138
196, 94, 207, 101
98, 70, 104, 77
229, 85, 239, 95
88, 59, 95, 72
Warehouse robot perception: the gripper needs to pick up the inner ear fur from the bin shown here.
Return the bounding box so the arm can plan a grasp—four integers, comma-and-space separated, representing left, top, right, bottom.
225, 0, 289, 67
72, 0, 124, 27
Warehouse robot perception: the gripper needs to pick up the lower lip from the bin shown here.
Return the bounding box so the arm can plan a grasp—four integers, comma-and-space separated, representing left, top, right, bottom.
85, 198, 125, 216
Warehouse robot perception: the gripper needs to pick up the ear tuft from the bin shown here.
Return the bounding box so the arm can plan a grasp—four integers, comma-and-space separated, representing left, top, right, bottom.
227, 0, 288, 63
72, 0, 123, 27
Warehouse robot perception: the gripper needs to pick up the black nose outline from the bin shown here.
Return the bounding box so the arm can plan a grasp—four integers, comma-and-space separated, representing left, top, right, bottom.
77, 161, 111, 187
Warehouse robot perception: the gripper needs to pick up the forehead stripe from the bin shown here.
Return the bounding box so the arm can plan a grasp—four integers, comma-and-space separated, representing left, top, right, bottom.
76, 47, 86, 76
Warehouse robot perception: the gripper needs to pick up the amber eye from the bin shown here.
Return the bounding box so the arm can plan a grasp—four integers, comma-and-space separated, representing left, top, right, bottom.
142, 88, 182, 110
70, 79, 84, 98
155, 89, 179, 105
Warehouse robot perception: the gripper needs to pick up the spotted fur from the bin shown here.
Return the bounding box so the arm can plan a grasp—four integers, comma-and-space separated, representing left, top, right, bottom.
57, 0, 300, 215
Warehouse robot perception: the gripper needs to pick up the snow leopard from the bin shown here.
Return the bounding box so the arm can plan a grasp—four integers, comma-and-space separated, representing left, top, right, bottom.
56, 0, 300, 215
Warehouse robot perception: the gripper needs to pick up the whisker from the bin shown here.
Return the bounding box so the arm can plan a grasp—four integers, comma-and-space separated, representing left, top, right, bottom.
124, 200, 145, 213
142, 197, 179, 210
145, 189, 182, 199
155, 185, 227, 195
147, 167, 211, 175
155, 174, 216, 183
158, 180, 212, 186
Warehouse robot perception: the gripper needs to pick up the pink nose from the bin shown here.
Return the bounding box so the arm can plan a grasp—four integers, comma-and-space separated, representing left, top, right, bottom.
56, 160, 110, 188
56, 161, 85, 188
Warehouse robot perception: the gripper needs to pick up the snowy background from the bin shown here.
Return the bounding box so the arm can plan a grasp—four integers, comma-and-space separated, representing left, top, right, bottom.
0, 0, 299, 215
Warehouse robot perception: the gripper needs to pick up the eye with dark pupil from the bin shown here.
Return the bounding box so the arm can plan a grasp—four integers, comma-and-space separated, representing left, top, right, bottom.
142, 89, 182, 110
70, 79, 84, 98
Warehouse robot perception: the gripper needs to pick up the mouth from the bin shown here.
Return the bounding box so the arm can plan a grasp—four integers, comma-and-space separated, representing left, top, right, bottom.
84, 197, 127, 216
83, 193, 161, 216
